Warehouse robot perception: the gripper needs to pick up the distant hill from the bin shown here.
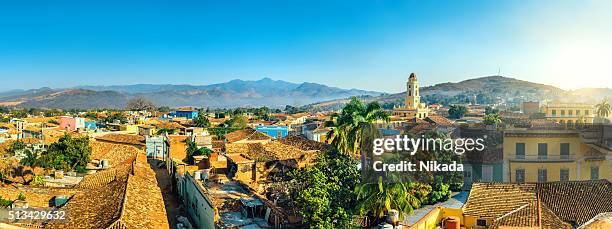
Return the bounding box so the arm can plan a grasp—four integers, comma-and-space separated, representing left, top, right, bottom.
0, 78, 381, 109
1, 76, 608, 110
305, 75, 607, 111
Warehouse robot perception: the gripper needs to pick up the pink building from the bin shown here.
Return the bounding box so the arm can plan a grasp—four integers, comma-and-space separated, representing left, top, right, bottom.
59, 116, 85, 131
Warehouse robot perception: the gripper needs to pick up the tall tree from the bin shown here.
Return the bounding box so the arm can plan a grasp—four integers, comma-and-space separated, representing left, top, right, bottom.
328, 97, 389, 157
125, 96, 156, 111
39, 134, 92, 172
291, 150, 359, 229
193, 114, 209, 128
596, 98, 610, 118
354, 177, 421, 221
448, 105, 467, 119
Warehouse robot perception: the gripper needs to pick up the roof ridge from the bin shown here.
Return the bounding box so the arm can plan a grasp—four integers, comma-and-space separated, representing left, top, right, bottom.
493, 203, 531, 222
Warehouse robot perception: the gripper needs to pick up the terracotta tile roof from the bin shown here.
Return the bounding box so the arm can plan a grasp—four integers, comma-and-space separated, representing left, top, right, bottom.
155, 121, 185, 130
47, 158, 134, 229
89, 141, 140, 167
466, 181, 612, 228
489, 203, 539, 228
226, 141, 310, 162
425, 115, 454, 126
224, 128, 271, 143
290, 113, 309, 118
226, 153, 255, 164
463, 183, 537, 219
277, 135, 331, 152
489, 202, 573, 229
95, 133, 145, 146
23, 117, 58, 124
0, 186, 77, 208
539, 205, 573, 229
407, 123, 435, 134
122, 155, 170, 228
537, 180, 612, 226
50, 153, 169, 228
212, 140, 225, 151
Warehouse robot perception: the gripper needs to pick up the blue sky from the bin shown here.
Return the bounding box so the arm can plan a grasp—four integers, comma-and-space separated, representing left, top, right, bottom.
1, 0, 611, 92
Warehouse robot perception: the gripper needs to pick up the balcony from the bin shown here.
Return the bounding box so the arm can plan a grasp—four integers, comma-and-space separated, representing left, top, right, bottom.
509, 154, 575, 162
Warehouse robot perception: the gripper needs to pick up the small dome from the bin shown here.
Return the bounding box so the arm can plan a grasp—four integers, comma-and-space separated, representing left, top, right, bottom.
409, 73, 417, 80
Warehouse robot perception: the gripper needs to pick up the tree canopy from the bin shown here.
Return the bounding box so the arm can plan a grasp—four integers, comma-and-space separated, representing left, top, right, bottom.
125, 97, 156, 111
448, 105, 467, 119
38, 134, 92, 172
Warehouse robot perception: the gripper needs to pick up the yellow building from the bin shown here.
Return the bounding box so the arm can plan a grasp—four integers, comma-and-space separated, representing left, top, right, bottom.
503, 128, 611, 182
542, 103, 595, 124
393, 73, 429, 119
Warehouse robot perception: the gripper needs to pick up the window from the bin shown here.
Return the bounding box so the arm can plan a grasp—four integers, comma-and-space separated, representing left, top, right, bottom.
476, 219, 487, 227
560, 143, 570, 159
576, 110, 580, 115
591, 167, 599, 180
516, 143, 525, 159
585, 110, 589, 115
568, 110, 573, 116
552, 110, 557, 116
561, 110, 565, 116
516, 169, 525, 183
538, 143, 548, 159
560, 169, 569, 181
538, 169, 547, 182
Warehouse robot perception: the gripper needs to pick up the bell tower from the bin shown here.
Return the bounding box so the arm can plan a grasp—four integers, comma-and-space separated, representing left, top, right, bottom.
405, 73, 420, 109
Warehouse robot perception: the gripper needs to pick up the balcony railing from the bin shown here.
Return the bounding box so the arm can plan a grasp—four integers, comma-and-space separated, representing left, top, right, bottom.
510, 154, 575, 162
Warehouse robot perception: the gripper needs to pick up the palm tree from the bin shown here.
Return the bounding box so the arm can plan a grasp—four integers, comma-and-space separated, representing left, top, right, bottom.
483, 114, 502, 125
595, 98, 610, 118
328, 97, 389, 157
355, 177, 421, 222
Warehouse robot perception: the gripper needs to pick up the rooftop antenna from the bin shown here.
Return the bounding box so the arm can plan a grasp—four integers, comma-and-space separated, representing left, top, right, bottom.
498, 67, 501, 76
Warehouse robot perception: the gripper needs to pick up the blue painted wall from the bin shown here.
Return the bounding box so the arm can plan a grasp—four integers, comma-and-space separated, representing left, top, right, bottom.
255, 125, 288, 138
174, 111, 199, 119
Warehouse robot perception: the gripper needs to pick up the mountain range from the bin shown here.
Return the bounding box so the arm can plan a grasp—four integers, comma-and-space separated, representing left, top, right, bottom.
0, 78, 381, 109
305, 76, 612, 111
0, 76, 609, 110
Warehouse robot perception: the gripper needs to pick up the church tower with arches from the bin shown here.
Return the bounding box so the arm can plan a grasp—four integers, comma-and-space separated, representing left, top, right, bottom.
393, 72, 429, 119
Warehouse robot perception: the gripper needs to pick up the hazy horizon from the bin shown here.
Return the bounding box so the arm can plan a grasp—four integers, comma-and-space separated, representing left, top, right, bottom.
4, 74, 611, 95
1, 1, 611, 92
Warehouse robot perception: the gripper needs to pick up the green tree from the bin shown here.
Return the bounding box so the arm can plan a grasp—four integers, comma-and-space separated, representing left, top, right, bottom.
595, 98, 610, 118
424, 176, 451, 204
328, 97, 389, 157
185, 140, 213, 164
193, 114, 209, 128
104, 112, 127, 124
290, 150, 359, 229
483, 114, 502, 125
20, 149, 39, 167
39, 134, 92, 172
157, 128, 176, 135
226, 115, 248, 129
354, 177, 421, 221
157, 106, 171, 112
448, 105, 467, 119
